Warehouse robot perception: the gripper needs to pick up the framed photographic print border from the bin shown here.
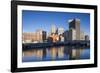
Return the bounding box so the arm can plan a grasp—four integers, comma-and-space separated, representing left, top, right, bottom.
11, 1, 97, 72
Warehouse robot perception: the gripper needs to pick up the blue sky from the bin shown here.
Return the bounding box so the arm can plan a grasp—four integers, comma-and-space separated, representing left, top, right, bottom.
22, 10, 90, 35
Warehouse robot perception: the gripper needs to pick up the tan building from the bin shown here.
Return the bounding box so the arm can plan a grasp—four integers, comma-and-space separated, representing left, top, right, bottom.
51, 24, 56, 34
22, 32, 36, 43
22, 30, 46, 43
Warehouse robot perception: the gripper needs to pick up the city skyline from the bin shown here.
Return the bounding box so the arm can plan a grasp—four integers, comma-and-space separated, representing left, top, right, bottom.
22, 10, 90, 35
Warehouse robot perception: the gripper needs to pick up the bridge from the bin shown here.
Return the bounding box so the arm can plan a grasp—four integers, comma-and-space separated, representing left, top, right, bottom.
22, 40, 90, 51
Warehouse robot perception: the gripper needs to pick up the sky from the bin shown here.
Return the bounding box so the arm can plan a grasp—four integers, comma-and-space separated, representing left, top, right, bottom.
22, 10, 90, 35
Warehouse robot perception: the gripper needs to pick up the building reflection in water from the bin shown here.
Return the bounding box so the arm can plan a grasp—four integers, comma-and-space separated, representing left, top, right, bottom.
23, 49, 43, 60
22, 46, 89, 62
64, 46, 83, 60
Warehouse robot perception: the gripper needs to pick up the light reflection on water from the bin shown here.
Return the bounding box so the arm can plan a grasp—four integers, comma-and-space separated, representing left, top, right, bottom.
22, 46, 90, 62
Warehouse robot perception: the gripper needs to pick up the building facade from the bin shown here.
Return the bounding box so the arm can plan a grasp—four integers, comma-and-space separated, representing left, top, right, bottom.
68, 19, 80, 40
80, 31, 85, 40
68, 28, 76, 40
64, 30, 69, 41
22, 32, 36, 43
36, 29, 47, 42
57, 27, 64, 35
51, 24, 56, 34
22, 30, 46, 43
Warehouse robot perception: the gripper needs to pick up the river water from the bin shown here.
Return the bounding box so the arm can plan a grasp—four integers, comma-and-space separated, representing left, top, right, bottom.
22, 46, 90, 62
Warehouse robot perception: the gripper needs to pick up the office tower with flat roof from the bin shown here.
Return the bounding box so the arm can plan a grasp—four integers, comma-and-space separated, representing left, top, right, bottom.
68, 19, 80, 40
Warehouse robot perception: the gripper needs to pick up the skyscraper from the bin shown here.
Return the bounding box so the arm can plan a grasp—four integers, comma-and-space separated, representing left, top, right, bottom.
51, 24, 56, 34
68, 28, 76, 40
68, 19, 80, 40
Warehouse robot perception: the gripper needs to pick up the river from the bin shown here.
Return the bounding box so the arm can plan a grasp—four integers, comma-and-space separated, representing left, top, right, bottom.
22, 46, 90, 62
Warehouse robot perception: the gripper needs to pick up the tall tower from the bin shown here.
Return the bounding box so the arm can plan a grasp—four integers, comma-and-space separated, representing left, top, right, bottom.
68, 19, 80, 40
69, 28, 76, 40
51, 24, 56, 34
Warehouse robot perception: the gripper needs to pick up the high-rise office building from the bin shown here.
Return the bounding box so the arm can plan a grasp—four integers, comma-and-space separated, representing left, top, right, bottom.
68, 28, 76, 40
68, 19, 80, 40
51, 24, 56, 34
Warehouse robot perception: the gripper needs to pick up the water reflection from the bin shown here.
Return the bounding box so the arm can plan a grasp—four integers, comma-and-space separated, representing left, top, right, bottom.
22, 46, 90, 62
